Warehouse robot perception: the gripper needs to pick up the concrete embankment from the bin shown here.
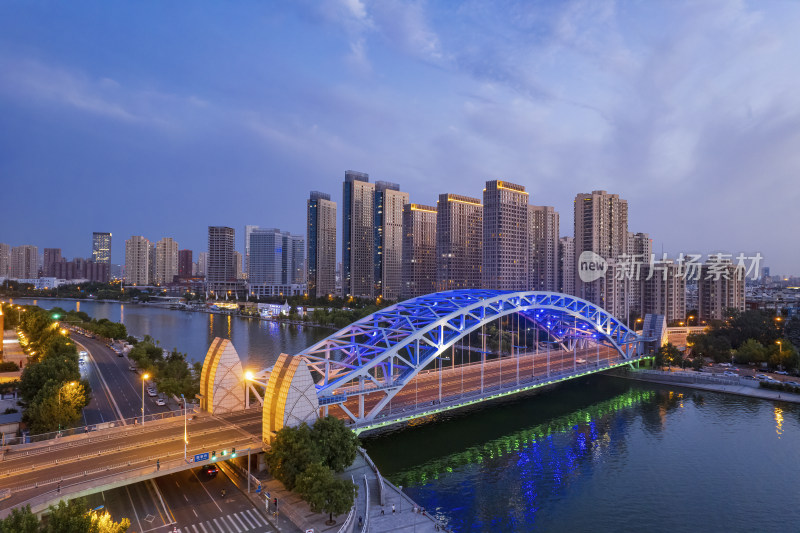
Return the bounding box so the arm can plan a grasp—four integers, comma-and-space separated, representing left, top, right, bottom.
612, 368, 800, 404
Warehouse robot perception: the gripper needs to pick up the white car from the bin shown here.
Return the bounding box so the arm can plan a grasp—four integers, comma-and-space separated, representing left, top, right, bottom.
79, 350, 88, 357
155, 398, 166, 406
147, 389, 158, 397
723, 371, 737, 377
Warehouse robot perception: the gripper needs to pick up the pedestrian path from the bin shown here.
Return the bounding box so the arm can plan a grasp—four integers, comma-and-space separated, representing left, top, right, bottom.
175, 509, 271, 533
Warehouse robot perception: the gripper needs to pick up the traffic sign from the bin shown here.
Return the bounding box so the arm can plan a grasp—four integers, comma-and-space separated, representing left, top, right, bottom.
194, 452, 210, 462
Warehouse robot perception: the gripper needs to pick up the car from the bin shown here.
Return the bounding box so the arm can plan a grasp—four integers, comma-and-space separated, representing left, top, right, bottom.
787, 381, 800, 387
79, 351, 88, 357
723, 371, 737, 377
129, 366, 138, 372
576, 358, 587, 364
147, 390, 158, 397
155, 398, 166, 406
743, 375, 756, 380
775, 370, 789, 375
755, 374, 769, 380
201, 464, 218, 477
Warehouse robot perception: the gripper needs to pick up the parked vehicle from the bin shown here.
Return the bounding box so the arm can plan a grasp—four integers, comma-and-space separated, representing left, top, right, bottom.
775, 370, 788, 375
155, 398, 166, 406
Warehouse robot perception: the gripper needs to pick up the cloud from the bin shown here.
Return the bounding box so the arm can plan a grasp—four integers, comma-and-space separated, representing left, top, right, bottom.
0, 54, 208, 129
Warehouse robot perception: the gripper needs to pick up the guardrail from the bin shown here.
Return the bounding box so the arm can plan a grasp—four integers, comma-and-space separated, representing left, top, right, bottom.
345, 356, 651, 431
361, 473, 370, 533
2, 405, 197, 447
630, 369, 740, 386
1, 438, 261, 517
337, 477, 356, 533
358, 447, 385, 506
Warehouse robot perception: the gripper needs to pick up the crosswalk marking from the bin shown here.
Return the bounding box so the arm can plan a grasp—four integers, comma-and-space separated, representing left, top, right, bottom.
212, 517, 229, 533
178, 510, 270, 533
240, 510, 257, 528
225, 515, 240, 532
247, 509, 267, 525
231, 513, 248, 530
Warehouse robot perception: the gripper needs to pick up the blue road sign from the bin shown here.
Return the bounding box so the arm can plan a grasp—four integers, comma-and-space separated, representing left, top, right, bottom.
194, 452, 210, 462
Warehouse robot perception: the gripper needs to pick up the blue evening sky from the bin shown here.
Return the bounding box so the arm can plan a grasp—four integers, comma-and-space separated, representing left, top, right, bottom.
1, 1, 799, 273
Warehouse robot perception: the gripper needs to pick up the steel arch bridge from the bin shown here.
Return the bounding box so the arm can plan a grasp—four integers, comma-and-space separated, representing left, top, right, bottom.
294, 290, 648, 429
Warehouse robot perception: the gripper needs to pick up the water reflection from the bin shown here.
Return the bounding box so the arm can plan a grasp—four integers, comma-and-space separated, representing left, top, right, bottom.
775, 406, 784, 437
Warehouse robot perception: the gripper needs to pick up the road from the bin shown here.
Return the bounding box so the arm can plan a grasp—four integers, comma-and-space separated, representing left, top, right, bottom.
74, 333, 175, 423
331, 343, 625, 419
0, 405, 263, 514
85, 464, 275, 533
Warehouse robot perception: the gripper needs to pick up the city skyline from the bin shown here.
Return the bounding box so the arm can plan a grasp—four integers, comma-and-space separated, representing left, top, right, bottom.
2, 2, 799, 273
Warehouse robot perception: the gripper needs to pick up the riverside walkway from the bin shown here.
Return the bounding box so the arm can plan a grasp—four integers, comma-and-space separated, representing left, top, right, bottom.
617, 368, 800, 404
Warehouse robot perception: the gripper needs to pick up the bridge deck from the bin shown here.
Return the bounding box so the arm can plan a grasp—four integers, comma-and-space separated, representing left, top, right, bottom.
0, 409, 263, 516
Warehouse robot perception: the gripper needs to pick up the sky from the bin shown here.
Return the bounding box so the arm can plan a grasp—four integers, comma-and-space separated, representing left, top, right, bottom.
1, 0, 799, 274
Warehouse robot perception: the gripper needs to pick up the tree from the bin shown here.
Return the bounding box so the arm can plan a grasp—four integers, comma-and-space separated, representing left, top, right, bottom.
312, 416, 359, 473
39, 498, 129, 533
25, 380, 89, 434
0, 505, 39, 533
266, 424, 320, 490
42, 499, 94, 532
656, 343, 682, 368
295, 463, 356, 525
785, 316, 800, 350
734, 339, 768, 365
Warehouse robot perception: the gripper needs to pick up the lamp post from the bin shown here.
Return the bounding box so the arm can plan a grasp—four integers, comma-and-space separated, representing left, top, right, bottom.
141, 373, 150, 425
181, 393, 187, 461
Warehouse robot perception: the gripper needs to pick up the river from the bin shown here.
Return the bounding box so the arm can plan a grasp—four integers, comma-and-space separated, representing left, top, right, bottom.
10, 298, 800, 532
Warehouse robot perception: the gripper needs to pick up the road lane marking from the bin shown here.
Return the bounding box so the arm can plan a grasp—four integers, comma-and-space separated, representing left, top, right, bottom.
212, 518, 226, 532
198, 522, 210, 533
125, 485, 144, 533
149, 478, 176, 526
78, 340, 126, 424
190, 469, 223, 513
184, 494, 189, 501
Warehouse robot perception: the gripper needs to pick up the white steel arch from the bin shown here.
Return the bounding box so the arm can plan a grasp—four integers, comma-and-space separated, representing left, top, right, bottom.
294, 290, 645, 425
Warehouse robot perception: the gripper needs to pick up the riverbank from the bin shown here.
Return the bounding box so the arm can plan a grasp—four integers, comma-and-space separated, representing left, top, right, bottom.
613, 368, 800, 404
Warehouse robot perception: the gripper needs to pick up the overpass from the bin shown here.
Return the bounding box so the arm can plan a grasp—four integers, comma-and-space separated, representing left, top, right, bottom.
0, 290, 657, 516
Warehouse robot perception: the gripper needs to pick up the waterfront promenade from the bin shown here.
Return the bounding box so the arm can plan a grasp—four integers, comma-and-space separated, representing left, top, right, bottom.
618, 368, 800, 404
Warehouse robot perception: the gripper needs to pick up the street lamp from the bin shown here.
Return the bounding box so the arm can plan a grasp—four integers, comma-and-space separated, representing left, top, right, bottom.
181, 393, 187, 461
141, 373, 150, 425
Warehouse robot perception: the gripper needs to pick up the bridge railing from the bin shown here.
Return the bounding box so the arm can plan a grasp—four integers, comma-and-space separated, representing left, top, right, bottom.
346, 355, 651, 429
358, 447, 385, 506
2, 406, 196, 447
1, 439, 261, 517
361, 473, 370, 533
325, 345, 625, 402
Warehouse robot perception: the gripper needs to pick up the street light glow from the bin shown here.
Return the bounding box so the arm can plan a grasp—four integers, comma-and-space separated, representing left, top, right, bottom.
142, 373, 150, 380
245, 371, 254, 381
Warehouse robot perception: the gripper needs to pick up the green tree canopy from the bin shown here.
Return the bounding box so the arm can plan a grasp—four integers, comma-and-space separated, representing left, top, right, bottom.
266, 423, 321, 490
295, 462, 356, 524
312, 415, 359, 473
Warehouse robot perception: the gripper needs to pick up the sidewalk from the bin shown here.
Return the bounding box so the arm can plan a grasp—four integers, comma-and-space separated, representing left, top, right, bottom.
225, 452, 450, 533
621, 370, 800, 404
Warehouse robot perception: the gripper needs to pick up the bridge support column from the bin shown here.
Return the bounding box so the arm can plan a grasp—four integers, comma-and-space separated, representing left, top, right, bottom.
262, 354, 320, 445
199, 338, 246, 414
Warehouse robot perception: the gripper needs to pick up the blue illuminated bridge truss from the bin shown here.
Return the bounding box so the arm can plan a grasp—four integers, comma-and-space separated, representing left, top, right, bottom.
295, 290, 648, 428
